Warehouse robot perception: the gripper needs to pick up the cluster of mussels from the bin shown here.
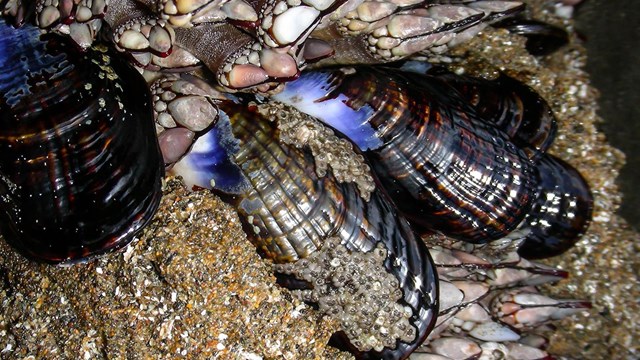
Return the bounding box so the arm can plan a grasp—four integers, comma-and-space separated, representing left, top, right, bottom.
0, 0, 593, 358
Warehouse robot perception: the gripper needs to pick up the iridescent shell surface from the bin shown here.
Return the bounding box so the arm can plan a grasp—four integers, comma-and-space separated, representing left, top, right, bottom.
274, 66, 593, 258
517, 154, 593, 259
422, 65, 558, 159
170, 102, 439, 359
274, 67, 540, 242
0, 1, 598, 357
0, 18, 164, 264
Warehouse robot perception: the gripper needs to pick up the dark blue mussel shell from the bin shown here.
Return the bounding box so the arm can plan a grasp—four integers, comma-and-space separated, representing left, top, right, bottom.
0, 19, 163, 263
170, 102, 438, 360
274, 66, 593, 258
274, 67, 540, 243
518, 154, 593, 259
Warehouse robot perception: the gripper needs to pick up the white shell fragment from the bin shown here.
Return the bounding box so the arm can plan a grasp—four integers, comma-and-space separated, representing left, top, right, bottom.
468, 321, 520, 342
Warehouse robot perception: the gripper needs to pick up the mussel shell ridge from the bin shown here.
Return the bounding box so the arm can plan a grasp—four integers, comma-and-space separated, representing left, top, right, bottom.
275, 68, 540, 243
0, 19, 164, 264
171, 102, 439, 359
424, 68, 558, 159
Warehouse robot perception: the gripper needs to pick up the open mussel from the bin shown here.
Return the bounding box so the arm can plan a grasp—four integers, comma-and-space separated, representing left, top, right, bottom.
170, 102, 438, 360
0, 19, 163, 264
273, 66, 593, 257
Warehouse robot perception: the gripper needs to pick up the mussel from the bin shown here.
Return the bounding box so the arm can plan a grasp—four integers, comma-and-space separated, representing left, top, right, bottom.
405, 65, 592, 258
517, 154, 593, 259
273, 66, 593, 257
493, 17, 570, 56
0, 19, 163, 263
419, 65, 558, 160
274, 67, 539, 243
170, 102, 438, 360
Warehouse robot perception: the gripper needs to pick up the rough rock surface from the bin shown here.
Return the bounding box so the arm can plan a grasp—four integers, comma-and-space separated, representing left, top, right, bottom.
0, 179, 350, 359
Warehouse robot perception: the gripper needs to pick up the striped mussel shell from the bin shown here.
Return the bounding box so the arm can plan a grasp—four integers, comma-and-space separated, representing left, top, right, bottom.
0, 19, 163, 264
273, 66, 540, 243
273, 66, 593, 258
400, 65, 593, 258
419, 65, 558, 160
169, 102, 438, 360
398, 65, 592, 258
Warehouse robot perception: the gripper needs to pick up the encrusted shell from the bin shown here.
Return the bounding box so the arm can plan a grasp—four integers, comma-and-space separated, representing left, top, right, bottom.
274, 67, 539, 243
170, 102, 438, 359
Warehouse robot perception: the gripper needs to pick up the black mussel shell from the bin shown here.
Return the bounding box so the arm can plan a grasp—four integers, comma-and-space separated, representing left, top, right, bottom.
275, 67, 539, 243
424, 67, 558, 160
275, 66, 594, 257
170, 103, 439, 360
518, 154, 593, 259
230, 104, 438, 360
494, 18, 570, 56
0, 19, 163, 264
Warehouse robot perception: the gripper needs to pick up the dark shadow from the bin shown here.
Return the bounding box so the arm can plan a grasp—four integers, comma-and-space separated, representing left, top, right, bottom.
575, 2, 640, 230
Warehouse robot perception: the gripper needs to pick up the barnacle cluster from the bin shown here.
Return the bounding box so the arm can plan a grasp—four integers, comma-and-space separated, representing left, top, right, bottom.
275, 237, 415, 352
257, 101, 375, 200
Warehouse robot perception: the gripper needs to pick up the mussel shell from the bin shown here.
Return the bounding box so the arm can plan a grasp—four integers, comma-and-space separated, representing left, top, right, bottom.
274, 67, 539, 243
494, 18, 570, 56
423, 66, 558, 160
171, 102, 438, 359
518, 154, 593, 259
0, 19, 163, 263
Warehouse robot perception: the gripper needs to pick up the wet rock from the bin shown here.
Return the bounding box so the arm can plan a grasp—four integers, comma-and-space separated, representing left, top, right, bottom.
0, 178, 351, 359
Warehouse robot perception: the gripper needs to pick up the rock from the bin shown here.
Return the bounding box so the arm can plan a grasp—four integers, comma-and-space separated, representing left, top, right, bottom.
0, 178, 350, 359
